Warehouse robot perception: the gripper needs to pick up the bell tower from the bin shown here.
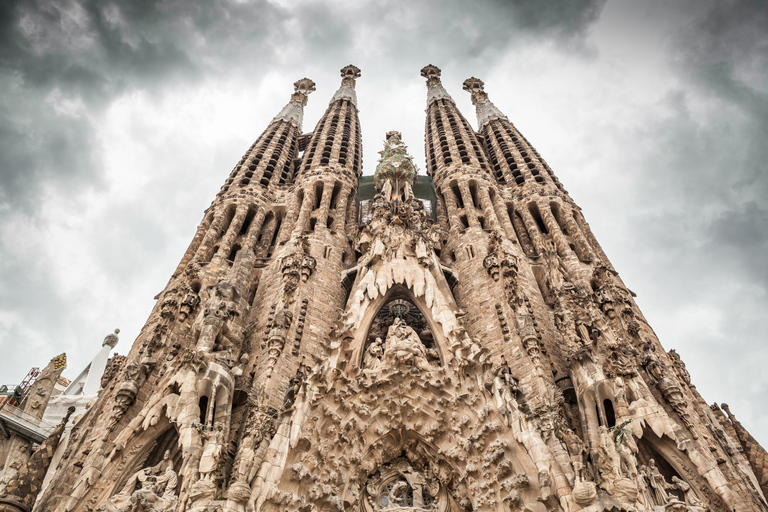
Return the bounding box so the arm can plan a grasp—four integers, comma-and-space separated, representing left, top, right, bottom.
28, 66, 768, 512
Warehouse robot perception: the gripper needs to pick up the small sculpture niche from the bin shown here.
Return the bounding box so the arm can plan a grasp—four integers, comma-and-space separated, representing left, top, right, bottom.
109, 428, 183, 511
633, 437, 709, 510
362, 297, 440, 370
365, 460, 440, 511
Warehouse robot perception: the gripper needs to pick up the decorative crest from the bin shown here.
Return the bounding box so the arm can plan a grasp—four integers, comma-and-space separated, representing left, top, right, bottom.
293, 78, 317, 98
420, 64, 453, 106
273, 77, 316, 128
103, 328, 120, 348
340, 65, 361, 85
332, 65, 361, 106
420, 64, 442, 83
463, 76, 507, 127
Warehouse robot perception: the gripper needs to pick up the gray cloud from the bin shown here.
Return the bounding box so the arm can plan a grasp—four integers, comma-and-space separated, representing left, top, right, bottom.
1, 0, 766, 449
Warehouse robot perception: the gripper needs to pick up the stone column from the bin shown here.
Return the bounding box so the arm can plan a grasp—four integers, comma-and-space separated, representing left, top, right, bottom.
458, 182, 479, 227
478, 185, 501, 230
292, 185, 316, 235
315, 180, 334, 231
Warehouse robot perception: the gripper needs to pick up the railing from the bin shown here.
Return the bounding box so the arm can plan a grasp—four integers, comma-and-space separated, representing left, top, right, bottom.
0, 404, 57, 443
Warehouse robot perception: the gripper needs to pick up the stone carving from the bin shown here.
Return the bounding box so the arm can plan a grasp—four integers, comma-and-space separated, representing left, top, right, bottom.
178, 286, 200, 322
641, 342, 699, 438
101, 354, 127, 390
199, 424, 226, 481
107, 450, 178, 512
561, 428, 586, 482
382, 318, 432, 371
602, 344, 638, 378
103, 328, 121, 348
292, 297, 309, 356
668, 349, 692, 385
194, 281, 242, 353
364, 459, 439, 511
483, 231, 518, 286
264, 303, 294, 377
671, 475, 710, 511
640, 341, 666, 384
105, 353, 155, 437
281, 235, 316, 296
363, 337, 384, 372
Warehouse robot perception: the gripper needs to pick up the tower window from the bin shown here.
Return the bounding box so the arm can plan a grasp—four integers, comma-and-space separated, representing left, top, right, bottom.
528, 203, 549, 234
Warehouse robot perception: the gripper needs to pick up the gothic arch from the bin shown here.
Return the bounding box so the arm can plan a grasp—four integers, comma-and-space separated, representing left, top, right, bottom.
636, 428, 726, 509
354, 429, 465, 512
106, 419, 182, 505
349, 284, 451, 369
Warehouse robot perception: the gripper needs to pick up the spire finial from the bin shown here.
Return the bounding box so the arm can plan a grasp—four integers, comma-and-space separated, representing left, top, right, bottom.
273, 78, 316, 128
463, 76, 507, 127
421, 64, 453, 106
340, 65, 361, 86
421, 64, 442, 83
374, 131, 418, 193
331, 65, 361, 106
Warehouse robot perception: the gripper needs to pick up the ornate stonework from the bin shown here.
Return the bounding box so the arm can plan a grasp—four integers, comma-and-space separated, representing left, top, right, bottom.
27, 66, 768, 512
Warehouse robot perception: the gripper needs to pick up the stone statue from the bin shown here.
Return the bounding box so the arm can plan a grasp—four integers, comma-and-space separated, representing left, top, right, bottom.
382, 318, 431, 371
103, 328, 120, 348
199, 424, 226, 481
109, 450, 178, 511
492, 365, 520, 426
194, 282, 240, 353
363, 337, 384, 371
646, 458, 670, 505
396, 462, 430, 508
178, 287, 200, 321
671, 476, 709, 511
561, 428, 586, 482
640, 342, 666, 383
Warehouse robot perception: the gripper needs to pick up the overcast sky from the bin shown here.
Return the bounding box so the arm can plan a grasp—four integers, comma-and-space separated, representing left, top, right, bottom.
0, 0, 766, 444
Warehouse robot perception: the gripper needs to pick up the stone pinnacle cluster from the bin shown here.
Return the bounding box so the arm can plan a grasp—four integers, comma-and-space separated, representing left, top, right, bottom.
10, 65, 767, 512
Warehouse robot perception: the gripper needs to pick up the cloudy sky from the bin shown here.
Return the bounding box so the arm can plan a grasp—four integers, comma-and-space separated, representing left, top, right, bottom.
1, 0, 766, 444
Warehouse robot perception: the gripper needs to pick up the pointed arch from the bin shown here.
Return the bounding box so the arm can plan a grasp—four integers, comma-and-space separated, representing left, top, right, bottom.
108, 418, 182, 503
348, 284, 452, 370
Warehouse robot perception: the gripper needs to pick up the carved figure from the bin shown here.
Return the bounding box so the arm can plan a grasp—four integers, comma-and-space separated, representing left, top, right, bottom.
492, 365, 520, 426
199, 424, 226, 481
363, 337, 384, 371
561, 428, 586, 481
109, 450, 178, 511
382, 318, 432, 371
103, 328, 120, 348
646, 458, 670, 505
671, 476, 709, 511
640, 342, 666, 383
396, 462, 431, 509
194, 282, 241, 353
178, 288, 200, 321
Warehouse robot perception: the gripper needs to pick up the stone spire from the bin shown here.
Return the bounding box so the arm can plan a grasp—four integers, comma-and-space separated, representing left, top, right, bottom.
273, 77, 316, 129
421, 64, 454, 106
0, 406, 75, 511
462, 77, 508, 128
330, 65, 361, 106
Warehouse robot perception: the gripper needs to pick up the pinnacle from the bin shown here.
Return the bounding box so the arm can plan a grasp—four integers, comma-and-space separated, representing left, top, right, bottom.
420, 64, 441, 80
340, 65, 361, 81
293, 78, 316, 96
462, 77, 485, 94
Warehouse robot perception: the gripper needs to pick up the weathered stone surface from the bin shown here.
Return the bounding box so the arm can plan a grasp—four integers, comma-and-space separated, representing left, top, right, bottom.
24, 66, 768, 512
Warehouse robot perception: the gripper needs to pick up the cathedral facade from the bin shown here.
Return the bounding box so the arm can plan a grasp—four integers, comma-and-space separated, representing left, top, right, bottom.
6, 65, 768, 512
